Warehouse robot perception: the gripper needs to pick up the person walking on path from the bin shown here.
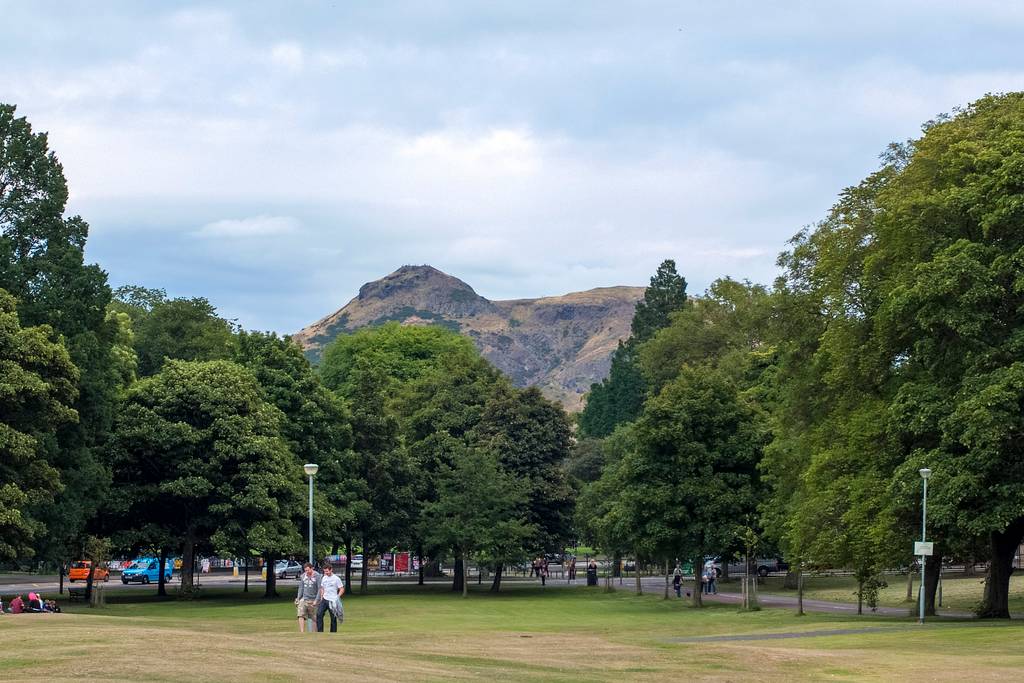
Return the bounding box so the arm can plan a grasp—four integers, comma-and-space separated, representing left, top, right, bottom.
540, 558, 549, 586
672, 564, 683, 598
316, 562, 344, 633
294, 562, 321, 633
707, 567, 718, 595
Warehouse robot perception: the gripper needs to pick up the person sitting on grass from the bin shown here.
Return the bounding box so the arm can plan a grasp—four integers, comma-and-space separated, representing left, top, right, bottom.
10, 595, 25, 614
27, 592, 45, 612
294, 562, 320, 633
45, 599, 61, 613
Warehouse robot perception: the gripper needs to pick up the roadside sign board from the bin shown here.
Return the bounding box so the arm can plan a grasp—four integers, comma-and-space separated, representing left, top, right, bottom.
914, 541, 934, 556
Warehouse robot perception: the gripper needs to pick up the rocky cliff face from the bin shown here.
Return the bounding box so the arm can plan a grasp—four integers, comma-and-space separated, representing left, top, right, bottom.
292, 265, 643, 411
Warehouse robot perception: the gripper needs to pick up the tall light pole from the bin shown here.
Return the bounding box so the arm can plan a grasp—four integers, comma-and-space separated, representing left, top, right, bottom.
918, 467, 931, 624
304, 463, 319, 565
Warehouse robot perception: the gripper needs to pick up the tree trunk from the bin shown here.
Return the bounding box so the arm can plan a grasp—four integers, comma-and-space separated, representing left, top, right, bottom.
691, 555, 703, 607
180, 534, 196, 595
635, 564, 642, 595
612, 552, 621, 578
263, 552, 278, 598
157, 547, 168, 597
360, 548, 369, 593
663, 559, 670, 600
906, 566, 914, 602
797, 567, 804, 616
856, 576, 863, 615
417, 544, 425, 586
461, 550, 468, 598
964, 560, 975, 577
344, 537, 353, 594
85, 559, 96, 605
452, 557, 464, 592
490, 564, 503, 592
59, 562, 65, 595
244, 557, 249, 593
721, 559, 730, 582
923, 554, 941, 616
978, 518, 1024, 618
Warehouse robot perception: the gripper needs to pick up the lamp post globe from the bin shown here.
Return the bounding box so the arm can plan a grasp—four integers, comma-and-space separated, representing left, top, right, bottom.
304, 464, 318, 565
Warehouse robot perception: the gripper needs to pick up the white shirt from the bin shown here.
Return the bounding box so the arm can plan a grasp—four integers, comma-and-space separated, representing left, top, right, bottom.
321, 574, 344, 602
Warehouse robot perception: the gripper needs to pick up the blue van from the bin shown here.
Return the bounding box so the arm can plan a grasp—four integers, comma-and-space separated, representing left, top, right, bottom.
121, 558, 174, 584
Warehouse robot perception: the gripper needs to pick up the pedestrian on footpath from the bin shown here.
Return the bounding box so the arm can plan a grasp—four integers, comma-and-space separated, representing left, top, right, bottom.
316, 562, 344, 633
294, 562, 320, 633
708, 568, 718, 595
540, 558, 549, 586
672, 563, 683, 598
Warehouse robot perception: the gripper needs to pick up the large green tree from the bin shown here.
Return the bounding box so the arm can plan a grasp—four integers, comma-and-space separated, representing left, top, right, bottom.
474, 386, 575, 573
131, 296, 236, 377
111, 360, 302, 595
579, 260, 688, 437
0, 289, 79, 561
1, 103, 119, 567
584, 368, 764, 606
422, 446, 533, 597
234, 331, 357, 593
764, 93, 1024, 618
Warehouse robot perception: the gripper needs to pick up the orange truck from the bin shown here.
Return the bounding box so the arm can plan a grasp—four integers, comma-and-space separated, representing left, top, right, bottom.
68, 560, 109, 582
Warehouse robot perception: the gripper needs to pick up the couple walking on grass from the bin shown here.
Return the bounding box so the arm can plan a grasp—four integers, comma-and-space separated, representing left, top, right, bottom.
295, 562, 344, 633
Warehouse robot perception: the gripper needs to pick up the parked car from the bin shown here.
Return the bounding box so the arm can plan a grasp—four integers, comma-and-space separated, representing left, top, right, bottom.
68, 560, 109, 582
121, 558, 173, 584
275, 560, 302, 579
716, 557, 790, 578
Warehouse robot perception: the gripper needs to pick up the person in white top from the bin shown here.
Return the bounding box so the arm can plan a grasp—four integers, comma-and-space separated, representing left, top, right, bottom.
316, 562, 345, 632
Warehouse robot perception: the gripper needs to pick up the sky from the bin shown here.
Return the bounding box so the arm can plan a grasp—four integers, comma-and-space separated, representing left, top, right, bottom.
3, 1, 1024, 333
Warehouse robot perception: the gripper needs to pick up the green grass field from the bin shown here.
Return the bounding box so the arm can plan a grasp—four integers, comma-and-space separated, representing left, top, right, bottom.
756, 572, 1024, 614
2, 583, 1023, 681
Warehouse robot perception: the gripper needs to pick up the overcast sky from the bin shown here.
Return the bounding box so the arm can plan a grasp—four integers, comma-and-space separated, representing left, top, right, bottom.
3, 1, 1023, 332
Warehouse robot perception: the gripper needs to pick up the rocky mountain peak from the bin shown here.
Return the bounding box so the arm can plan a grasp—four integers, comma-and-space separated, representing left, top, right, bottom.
293, 266, 645, 411
356, 264, 495, 317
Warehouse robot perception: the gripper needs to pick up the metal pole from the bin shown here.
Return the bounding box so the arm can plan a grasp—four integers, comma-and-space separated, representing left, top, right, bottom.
919, 476, 927, 624
305, 475, 313, 565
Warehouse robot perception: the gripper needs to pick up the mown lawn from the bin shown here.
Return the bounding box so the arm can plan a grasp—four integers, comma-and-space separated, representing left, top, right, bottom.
2, 583, 1023, 681
756, 572, 1024, 614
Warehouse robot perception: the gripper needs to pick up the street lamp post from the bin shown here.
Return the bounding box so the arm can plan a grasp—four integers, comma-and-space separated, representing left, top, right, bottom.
304, 463, 319, 566
918, 467, 931, 624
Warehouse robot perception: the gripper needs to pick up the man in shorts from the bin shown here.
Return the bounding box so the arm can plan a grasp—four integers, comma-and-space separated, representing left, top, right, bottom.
316, 562, 344, 632
295, 562, 320, 632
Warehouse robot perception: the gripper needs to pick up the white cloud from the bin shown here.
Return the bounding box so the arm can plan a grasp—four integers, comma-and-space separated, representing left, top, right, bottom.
269, 42, 304, 71
197, 215, 301, 239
